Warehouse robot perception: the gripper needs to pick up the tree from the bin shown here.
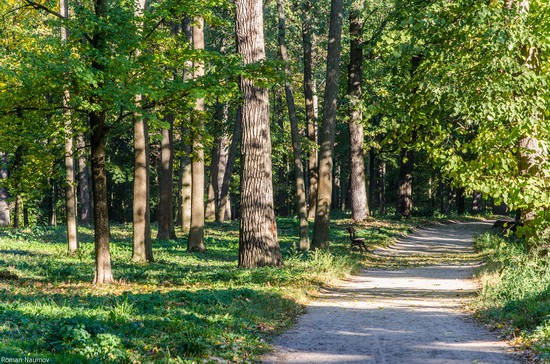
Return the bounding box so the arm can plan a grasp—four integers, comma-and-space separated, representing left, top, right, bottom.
235, 0, 282, 267
76, 133, 92, 225
348, 0, 369, 222
277, 0, 309, 250
157, 115, 176, 240
58, 0, 79, 254
311, 0, 344, 250
0, 152, 9, 226
188, 16, 206, 252
301, 0, 318, 220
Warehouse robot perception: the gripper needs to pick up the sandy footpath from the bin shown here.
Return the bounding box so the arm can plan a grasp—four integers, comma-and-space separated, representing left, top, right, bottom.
262, 221, 522, 364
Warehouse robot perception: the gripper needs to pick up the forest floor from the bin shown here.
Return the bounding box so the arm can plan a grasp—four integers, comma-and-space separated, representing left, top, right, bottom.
262, 220, 527, 364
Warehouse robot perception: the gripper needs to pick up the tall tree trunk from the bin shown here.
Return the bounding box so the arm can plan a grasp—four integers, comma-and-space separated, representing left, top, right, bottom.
188, 17, 206, 252
179, 136, 192, 232
157, 116, 176, 240
378, 159, 386, 215
23, 206, 28, 227
49, 179, 57, 226
311, 0, 344, 249
348, 0, 369, 221
132, 100, 153, 262
131, 0, 152, 262
277, 0, 309, 250
179, 18, 192, 232
0, 152, 9, 226
86, 0, 114, 284
13, 195, 21, 229
90, 110, 114, 284
397, 149, 414, 217
212, 104, 231, 222
456, 187, 465, 215
302, 0, 317, 220
77, 133, 92, 224
236, 0, 282, 267
217, 108, 242, 222
205, 178, 216, 221
60, 0, 78, 254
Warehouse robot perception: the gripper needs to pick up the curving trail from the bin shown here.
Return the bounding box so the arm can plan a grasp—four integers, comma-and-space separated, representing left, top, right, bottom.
262, 221, 522, 364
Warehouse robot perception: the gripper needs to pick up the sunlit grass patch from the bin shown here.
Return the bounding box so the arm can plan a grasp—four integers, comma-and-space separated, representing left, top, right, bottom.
473, 232, 550, 360
0, 215, 423, 362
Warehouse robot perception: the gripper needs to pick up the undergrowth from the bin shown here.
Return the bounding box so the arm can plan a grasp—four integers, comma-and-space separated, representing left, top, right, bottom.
0, 214, 422, 363
473, 232, 550, 361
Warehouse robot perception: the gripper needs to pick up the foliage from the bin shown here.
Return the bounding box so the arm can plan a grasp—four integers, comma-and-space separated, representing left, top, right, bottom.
473, 232, 550, 359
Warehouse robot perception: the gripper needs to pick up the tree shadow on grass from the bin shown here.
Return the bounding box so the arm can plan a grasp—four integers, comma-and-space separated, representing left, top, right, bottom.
0, 287, 298, 363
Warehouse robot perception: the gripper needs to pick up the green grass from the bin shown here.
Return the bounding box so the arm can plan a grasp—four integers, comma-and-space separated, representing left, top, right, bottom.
473, 232, 550, 361
0, 214, 427, 363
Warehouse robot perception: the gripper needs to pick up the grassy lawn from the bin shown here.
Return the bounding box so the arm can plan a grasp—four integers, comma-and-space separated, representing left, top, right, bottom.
472, 232, 550, 362
0, 214, 422, 363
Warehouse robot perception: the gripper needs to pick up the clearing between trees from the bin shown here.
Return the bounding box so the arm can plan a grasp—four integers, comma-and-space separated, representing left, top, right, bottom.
263, 220, 523, 364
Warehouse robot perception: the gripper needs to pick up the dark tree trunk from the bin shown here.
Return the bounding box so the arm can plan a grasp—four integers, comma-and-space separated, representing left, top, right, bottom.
378, 159, 386, 215
368, 149, 376, 211
13, 195, 21, 229
217, 108, 242, 222
23, 206, 28, 227
188, 17, 206, 251
456, 187, 465, 215
278, 0, 309, 250
397, 149, 414, 217
77, 133, 92, 224
157, 116, 176, 240
236, 0, 282, 267
90, 110, 114, 284
348, 0, 369, 221
312, 0, 344, 249
0, 152, 9, 226
302, 0, 318, 221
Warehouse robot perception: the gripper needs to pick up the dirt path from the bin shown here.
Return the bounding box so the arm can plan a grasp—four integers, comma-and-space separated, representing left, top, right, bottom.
262, 220, 522, 364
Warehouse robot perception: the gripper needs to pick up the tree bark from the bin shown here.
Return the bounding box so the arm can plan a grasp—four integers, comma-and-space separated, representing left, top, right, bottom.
131, 0, 152, 262
278, 0, 309, 250
48, 179, 57, 226
311, 0, 344, 249
157, 115, 176, 240
77, 133, 92, 224
89, 0, 114, 283
397, 149, 414, 217
217, 108, 242, 223
348, 0, 369, 222
13, 195, 21, 229
132, 100, 153, 262
378, 159, 386, 215
0, 152, 10, 226
456, 187, 465, 215
235, 0, 282, 267
60, 0, 78, 254
90, 110, 114, 284
188, 17, 206, 252
302, 0, 318, 221
179, 18, 192, 232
